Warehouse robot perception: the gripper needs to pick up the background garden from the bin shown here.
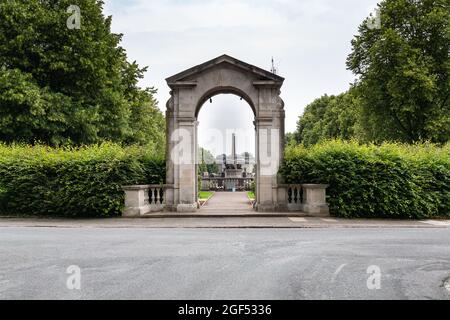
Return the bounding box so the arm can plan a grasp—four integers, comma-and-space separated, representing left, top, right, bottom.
0, 0, 448, 218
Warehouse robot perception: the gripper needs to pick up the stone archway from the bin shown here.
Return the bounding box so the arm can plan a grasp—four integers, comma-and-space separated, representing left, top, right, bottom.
165, 55, 286, 212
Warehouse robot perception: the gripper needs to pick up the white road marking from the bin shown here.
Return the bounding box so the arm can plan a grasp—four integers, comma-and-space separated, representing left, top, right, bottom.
420, 220, 450, 226
331, 264, 347, 283
321, 218, 338, 223
288, 217, 307, 223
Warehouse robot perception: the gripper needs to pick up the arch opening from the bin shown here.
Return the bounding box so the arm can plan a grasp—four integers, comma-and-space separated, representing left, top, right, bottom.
196, 93, 256, 202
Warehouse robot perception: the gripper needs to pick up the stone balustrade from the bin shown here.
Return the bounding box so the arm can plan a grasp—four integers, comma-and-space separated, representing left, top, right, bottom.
201, 177, 254, 191
122, 183, 329, 217
300, 184, 330, 216
287, 184, 303, 211
285, 184, 330, 216
122, 185, 167, 217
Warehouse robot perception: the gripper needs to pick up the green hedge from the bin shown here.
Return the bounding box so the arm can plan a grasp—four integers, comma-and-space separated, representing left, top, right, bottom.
0, 143, 165, 217
280, 140, 450, 219
2, 141, 448, 219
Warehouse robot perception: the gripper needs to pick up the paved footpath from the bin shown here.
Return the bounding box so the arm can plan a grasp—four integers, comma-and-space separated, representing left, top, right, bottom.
199, 192, 253, 214
0, 217, 449, 229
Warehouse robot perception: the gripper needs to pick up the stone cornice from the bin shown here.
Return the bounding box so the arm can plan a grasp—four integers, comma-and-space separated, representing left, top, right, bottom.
253, 80, 283, 88
167, 81, 198, 89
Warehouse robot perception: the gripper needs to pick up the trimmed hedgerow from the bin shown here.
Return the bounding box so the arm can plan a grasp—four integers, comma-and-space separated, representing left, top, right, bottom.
0, 143, 165, 217
280, 140, 450, 219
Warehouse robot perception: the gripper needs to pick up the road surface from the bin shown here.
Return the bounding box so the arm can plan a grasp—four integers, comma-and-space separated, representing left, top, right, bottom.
0, 227, 449, 300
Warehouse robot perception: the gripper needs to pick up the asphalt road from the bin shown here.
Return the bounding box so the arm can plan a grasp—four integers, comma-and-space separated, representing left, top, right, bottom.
0, 227, 449, 300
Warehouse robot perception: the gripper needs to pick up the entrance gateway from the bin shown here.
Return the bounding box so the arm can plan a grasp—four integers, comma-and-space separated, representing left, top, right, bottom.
164, 54, 286, 212
122, 55, 330, 216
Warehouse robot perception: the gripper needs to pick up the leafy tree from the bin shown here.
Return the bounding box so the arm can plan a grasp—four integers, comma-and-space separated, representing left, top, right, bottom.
0, 0, 165, 149
347, 0, 449, 143
295, 90, 360, 146
284, 132, 296, 146
198, 147, 219, 175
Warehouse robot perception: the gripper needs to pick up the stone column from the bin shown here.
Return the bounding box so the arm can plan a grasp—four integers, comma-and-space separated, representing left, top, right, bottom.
166, 82, 198, 213
194, 120, 199, 202
164, 102, 176, 211
175, 118, 198, 212
253, 83, 285, 212
274, 105, 288, 211
255, 118, 280, 212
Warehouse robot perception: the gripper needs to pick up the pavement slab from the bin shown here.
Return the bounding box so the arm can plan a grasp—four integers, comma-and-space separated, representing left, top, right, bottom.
199, 192, 254, 214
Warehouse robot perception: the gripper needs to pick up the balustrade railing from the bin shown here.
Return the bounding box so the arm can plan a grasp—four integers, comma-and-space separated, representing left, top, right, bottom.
122, 183, 330, 216
287, 185, 302, 204
122, 185, 167, 217
282, 184, 330, 215
286, 184, 302, 211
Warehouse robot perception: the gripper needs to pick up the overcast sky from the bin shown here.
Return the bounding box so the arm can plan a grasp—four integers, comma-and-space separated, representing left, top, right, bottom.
103, 0, 378, 155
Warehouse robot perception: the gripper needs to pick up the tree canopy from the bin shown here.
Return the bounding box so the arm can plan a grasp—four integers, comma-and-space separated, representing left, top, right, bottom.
295, 0, 449, 145
347, 0, 449, 143
295, 90, 361, 146
0, 0, 165, 149
198, 147, 219, 175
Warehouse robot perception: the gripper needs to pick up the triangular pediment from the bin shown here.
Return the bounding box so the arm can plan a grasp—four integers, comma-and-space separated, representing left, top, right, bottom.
166, 54, 284, 85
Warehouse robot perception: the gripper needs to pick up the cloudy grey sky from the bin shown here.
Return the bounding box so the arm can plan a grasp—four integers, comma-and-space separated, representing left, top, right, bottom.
103, 0, 378, 155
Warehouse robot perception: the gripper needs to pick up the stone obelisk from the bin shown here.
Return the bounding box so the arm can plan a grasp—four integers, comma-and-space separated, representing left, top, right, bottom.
232, 133, 237, 166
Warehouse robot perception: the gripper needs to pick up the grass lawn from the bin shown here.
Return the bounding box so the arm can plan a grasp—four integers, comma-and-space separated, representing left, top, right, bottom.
198, 191, 214, 200
247, 191, 255, 200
